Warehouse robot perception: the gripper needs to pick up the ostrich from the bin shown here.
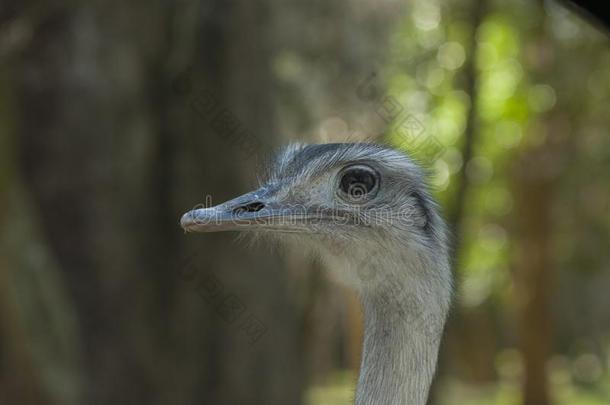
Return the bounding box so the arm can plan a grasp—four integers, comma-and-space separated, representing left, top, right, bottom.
180, 143, 452, 405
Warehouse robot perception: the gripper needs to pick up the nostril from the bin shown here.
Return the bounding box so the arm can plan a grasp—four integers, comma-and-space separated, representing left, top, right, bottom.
233, 201, 265, 214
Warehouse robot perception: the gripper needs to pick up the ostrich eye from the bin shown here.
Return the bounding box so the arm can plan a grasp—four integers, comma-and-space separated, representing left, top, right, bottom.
337, 165, 379, 203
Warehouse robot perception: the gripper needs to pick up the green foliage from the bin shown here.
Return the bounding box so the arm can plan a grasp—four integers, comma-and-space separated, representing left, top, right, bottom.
377, 0, 610, 400
305, 368, 610, 405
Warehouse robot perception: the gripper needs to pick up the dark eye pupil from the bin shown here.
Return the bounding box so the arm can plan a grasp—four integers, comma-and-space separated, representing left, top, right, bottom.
340, 168, 376, 200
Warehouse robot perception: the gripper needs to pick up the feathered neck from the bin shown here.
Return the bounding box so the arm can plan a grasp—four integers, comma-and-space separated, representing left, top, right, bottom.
354, 249, 451, 405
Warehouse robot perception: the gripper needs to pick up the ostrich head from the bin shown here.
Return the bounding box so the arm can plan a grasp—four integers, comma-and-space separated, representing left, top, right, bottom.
181, 143, 452, 405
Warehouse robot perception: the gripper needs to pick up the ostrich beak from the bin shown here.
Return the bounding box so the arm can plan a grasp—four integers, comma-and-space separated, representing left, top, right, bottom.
180, 187, 319, 233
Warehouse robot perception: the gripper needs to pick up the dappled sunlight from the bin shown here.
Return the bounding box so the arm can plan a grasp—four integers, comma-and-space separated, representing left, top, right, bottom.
2, 0, 609, 404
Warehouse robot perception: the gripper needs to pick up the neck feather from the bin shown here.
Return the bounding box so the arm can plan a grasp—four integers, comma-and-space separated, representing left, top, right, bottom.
354, 253, 450, 405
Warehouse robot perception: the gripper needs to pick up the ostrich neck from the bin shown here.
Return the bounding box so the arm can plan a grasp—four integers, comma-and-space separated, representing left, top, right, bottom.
354, 270, 447, 405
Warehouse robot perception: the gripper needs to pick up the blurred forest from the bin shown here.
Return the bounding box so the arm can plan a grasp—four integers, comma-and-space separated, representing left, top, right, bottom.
1, 0, 609, 404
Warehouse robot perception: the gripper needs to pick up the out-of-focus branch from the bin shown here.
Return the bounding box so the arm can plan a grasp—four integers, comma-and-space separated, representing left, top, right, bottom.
448, 0, 487, 251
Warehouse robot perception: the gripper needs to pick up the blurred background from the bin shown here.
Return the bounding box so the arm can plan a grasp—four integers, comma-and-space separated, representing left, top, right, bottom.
1, 0, 609, 404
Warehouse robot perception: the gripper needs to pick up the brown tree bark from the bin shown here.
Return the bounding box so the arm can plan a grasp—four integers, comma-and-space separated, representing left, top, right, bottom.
433, 0, 497, 402
512, 143, 555, 405
15, 1, 304, 404
512, 3, 566, 403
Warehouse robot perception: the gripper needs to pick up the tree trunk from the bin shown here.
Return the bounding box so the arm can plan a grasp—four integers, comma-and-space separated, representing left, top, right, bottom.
512, 145, 554, 405
15, 1, 304, 404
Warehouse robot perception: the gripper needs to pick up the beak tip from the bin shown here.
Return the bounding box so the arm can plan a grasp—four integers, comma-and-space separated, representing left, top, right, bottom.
180, 211, 195, 231
181, 208, 217, 232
